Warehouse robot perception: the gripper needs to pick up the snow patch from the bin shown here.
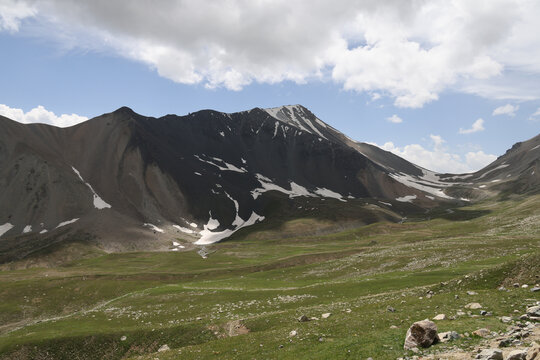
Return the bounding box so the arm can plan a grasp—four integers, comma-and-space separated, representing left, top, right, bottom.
195, 212, 264, 245
425, 195, 435, 200
190, 223, 198, 228
194, 155, 247, 173
56, 218, 79, 229
314, 188, 346, 202
0, 223, 14, 237
378, 201, 392, 206
72, 167, 112, 209
531, 144, 540, 151
22, 225, 32, 234
40, 229, 48, 234
396, 195, 417, 203
389, 171, 454, 199
143, 223, 164, 233
477, 164, 509, 179
194, 172, 202, 176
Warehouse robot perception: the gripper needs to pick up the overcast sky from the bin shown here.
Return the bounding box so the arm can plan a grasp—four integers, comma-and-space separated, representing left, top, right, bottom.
1, 0, 539, 172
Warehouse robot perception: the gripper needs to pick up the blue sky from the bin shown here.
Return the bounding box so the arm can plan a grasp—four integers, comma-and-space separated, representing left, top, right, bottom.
1, 1, 540, 173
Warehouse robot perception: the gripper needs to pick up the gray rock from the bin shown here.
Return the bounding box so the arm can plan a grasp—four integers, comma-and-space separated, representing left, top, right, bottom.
439, 331, 460, 343
298, 315, 310, 322
158, 344, 170, 352
526, 305, 540, 317
475, 348, 503, 360
465, 302, 483, 309
501, 316, 512, 323
505, 349, 527, 360
531, 287, 540, 292
403, 319, 439, 350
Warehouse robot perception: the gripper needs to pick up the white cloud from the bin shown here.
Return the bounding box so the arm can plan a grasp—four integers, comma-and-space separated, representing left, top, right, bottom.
386, 114, 403, 123
0, 104, 87, 127
529, 107, 540, 121
2, 1, 540, 107
0, 0, 35, 32
492, 103, 518, 116
375, 136, 496, 173
459, 118, 485, 134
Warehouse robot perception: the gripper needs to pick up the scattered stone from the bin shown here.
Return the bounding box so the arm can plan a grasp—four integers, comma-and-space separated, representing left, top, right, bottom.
321, 313, 331, 319
498, 286, 507, 291
481, 310, 488, 316
455, 294, 460, 299
527, 306, 540, 317
506, 349, 527, 360
513, 283, 520, 288
403, 319, 439, 350
501, 316, 513, 323
531, 287, 540, 293
457, 310, 466, 316
157, 345, 170, 352
345, 309, 352, 313
439, 331, 460, 343
433, 314, 446, 321
468, 291, 479, 295
390, 325, 398, 329
279, 344, 284, 349
387, 306, 396, 313
120, 335, 127, 341
298, 315, 310, 322
522, 285, 529, 289
475, 348, 503, 360
466, 303, 483, 309
289, 330, 297, 337
473, 328, 492, 338
426, 294, 433, 299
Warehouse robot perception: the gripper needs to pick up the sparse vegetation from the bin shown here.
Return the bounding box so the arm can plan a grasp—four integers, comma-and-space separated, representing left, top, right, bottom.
0, 195, 539, 359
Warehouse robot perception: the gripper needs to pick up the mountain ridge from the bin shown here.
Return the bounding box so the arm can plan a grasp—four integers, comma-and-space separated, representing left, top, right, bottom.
0, 105, 538, 264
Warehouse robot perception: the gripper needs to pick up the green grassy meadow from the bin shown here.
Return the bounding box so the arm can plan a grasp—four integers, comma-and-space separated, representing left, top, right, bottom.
0, 195, 539, 359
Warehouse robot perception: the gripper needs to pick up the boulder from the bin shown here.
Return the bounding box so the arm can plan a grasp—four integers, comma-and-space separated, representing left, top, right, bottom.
403, 319, 439, 350
506, 349, 527, 360
475, 349, 503, 360
501, 316, 512, 323
321, 313, 331, 319
465, 303, 483, 309
298, 315, 310, 322
531, 287, 540, 293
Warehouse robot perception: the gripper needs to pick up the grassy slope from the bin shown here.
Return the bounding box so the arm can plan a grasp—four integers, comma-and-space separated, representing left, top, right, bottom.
0, 195, 538, 359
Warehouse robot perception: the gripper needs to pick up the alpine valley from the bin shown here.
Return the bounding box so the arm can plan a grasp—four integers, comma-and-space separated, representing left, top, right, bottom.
0, 105, 539, 360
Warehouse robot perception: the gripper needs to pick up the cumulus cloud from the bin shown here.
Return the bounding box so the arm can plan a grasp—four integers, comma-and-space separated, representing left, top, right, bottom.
386, 114, 403, 123
2, 1, 540, 107
0, 0, 35, 32
459, 118, 485, 134
492, 104, 519, 116
374, 136, 496, 173
0, 104, 88, 127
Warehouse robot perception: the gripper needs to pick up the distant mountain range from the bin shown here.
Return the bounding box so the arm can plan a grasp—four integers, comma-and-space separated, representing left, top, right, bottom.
0, 105, 538, 263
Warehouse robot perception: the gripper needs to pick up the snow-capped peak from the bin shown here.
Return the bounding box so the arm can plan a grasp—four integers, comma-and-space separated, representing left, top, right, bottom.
263, 105, 328, 139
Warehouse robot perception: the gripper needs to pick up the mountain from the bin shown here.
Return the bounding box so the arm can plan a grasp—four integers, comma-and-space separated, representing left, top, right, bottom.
0, 105, 538, 263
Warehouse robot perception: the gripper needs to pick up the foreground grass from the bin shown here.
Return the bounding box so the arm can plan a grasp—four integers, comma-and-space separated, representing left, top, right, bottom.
0, 195, 539, 359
